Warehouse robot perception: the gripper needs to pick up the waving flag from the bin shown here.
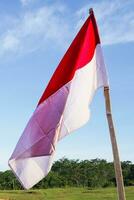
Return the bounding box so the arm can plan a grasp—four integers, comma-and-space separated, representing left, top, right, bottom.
9, 10, 108, 189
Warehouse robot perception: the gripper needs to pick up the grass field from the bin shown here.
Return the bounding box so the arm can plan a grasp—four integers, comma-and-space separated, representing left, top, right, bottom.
0, 187, 133, 200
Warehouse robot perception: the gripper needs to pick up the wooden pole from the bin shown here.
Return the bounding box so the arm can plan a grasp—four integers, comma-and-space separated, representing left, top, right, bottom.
89, 8, 126, 200
104, 87, 126, 200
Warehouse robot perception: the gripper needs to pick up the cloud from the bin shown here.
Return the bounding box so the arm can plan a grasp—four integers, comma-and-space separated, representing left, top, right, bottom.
20, 0, 35, 6
0, 4, 71, 58
75, 0, 134, 45
1, 34, 20, 51
0, 1, 134, 59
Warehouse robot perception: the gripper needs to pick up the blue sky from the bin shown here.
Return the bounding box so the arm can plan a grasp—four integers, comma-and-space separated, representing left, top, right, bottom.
0, 0, 134, 171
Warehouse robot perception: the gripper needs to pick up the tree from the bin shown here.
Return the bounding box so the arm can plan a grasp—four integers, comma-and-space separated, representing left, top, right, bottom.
0, 158, 133, 189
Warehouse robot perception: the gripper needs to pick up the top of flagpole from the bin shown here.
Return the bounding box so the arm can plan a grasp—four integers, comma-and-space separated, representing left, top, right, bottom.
89, 8, 93, 15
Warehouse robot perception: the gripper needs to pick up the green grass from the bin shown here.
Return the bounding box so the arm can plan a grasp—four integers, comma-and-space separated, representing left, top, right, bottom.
0, 187, 133, 200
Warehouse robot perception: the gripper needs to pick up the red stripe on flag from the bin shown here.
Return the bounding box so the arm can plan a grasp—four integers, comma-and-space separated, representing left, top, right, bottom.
38, 12, 100, 105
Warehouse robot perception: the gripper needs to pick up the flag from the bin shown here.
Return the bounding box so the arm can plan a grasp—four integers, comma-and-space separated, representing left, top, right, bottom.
9, 10, 108, 189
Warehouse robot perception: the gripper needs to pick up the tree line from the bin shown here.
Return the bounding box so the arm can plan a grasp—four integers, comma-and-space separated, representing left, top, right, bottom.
0, 158, 134, 190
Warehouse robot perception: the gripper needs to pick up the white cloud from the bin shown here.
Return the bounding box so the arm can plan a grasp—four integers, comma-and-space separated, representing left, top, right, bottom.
20, 0, 35, 6
2, 34, 20, 51
0, 4, 71, 57
75, 0, 134, 45
0, 1, 133, 58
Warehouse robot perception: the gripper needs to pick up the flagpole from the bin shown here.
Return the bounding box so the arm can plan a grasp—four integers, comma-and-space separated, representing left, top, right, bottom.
89, 8, 126, 200
103, 87, 126, 200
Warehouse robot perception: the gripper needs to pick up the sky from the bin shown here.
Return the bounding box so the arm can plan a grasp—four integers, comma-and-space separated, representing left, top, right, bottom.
0, 0, 134, 171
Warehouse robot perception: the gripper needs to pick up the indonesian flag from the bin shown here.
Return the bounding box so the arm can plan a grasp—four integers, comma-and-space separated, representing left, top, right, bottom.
9, 10, 108, 189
